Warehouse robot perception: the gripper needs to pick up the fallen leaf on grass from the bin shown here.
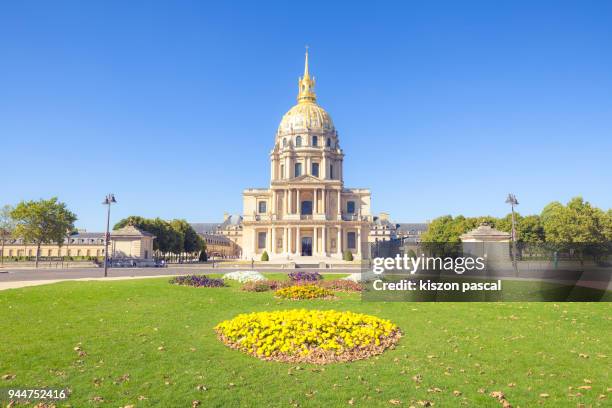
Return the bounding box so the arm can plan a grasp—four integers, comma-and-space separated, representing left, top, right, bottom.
1, 374, 15, 380
196, 384, 207, 391
539, 393, 549, 398
348, 398, 355, 405
192, 401, 200, 407
416, 401, 433, 407
453, 390, 462, 397
577, 385, 591, 390
389, 399, 401, 405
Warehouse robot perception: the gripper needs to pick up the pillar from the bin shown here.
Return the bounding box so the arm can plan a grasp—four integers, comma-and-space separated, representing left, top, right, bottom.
288, 189, 293, 214
271, 228, 276, 254
313, 227, 318, 255
322, 226, 327, 256
337, 227, 342, 255
337, 190, 342, 218
356, 228, 361, 257
283, 227, 288, 254
314, 189, 318, 214
297, 190, 301, 215
296, 227, 301, 255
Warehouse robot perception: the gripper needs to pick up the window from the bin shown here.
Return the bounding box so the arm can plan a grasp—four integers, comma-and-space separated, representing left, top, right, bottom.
258, 232, 267, 249
280, 164, 284, 179
329, 164, 334, 179
347, 201, 355, 214
301, 201, 313, 215
283, 138, 287, 147
258, 201, 267, 213
312, 136, 318, 146
294, 162, 302, 177
312, 162, 319, 177
347, 232, 356, 249
296, 136, 302, 147
326, 137, 331, 147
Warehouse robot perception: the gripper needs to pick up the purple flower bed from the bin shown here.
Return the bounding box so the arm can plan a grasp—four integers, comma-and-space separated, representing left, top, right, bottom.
288, 271, 323, 282
169, 274, 225, 288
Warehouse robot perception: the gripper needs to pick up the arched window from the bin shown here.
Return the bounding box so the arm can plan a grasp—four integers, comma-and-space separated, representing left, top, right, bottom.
312, 136, 318, 146
296, 136, 302, 147
282, 138, 287, 147
326, 137, 331, 147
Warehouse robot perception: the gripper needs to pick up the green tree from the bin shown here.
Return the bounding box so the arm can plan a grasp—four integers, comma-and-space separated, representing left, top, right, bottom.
170, 219, 203, 259
0, 205, 16, 266
260, 251, 269, 262
114, 216, 183, 257
11, 198, 77, 267
541, 197, 605, 244
198, 242, 208, 262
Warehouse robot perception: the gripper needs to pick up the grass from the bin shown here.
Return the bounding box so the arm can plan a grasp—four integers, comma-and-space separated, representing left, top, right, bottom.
0, 274, 610, 407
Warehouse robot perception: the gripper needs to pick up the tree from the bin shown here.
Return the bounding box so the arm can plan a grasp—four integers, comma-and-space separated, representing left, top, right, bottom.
198, 242, 208, 262
0, 205, 16, 266
114, 216, 188, 258
170, 219, 203, 259
10, 198, 77, 267
343, 250, 353, 261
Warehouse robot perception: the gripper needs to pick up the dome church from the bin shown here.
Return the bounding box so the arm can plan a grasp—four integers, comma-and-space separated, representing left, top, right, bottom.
239, 50, 372, 263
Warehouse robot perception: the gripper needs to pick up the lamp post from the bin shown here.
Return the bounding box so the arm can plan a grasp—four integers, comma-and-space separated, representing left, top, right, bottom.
505, 193, 519, 273
102, 193, 117, 277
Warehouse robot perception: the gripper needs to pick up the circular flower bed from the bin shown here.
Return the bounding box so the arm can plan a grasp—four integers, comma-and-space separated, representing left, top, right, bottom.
223, 270, 266, 283
169, 274, 225, 287
275, 285, 334, 300
318, 279, 365, 292
214, 309, 401, 364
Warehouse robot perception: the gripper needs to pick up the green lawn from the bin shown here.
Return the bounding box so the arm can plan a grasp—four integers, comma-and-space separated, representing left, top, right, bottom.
0, 274, 610, 407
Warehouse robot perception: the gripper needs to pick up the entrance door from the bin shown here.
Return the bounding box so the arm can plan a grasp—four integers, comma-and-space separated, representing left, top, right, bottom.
301, 237, 312, 256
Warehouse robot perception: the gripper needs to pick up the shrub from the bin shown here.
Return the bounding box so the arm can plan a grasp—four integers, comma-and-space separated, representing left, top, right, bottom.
215, 309, 401, 364
260, 251, 269, 261
241, 279, 286, 292
169, 274, 225, 288
318, 279, 364, 292
275, 285, 334, 300
288, 271, 323, 282
343, 250, 353, 261
223, 270, 266, 283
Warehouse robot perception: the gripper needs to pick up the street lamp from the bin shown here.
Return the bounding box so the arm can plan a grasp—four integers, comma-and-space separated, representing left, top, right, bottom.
505, 193, 519, 242
102, 193, 117, 277
505, 193, 519, 274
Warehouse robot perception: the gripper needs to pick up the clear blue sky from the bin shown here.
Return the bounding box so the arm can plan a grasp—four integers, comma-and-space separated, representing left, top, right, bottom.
1, 1, 611, 231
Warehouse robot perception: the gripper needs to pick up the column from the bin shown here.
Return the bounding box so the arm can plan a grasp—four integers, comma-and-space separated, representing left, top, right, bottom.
297, 190, 301, 215
296, 227, 301, 255
270, 159, 275, 181
322, 190, 326, 216
313, 227, 318, 255
322, 226, 327, 256
337, 227, 342, 255
288, 189, 293, 214
283, 228, 288, 254
314, 189, 318, 214
268, 228, 272, 253
337, 190, 342, 218
322, 156, 327, 179
356, 228, 361, 257
271, 228, 276, 254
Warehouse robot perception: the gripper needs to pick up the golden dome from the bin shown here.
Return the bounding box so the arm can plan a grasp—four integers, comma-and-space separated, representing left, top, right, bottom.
277, 49, 335, 135
278, 101, 335, 133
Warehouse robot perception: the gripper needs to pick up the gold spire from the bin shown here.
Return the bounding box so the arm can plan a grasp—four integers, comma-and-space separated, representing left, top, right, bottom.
297, 47, 316, 103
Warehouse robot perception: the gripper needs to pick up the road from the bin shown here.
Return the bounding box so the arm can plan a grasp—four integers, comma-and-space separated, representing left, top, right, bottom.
0, 265, 360, 283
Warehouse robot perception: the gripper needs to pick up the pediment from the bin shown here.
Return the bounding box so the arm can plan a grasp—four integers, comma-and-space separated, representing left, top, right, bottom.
292, 174, 321, 183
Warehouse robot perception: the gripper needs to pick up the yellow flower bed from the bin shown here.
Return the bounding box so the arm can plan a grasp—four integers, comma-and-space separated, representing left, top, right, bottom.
214, 309, 402, 364
275, 284, 334, 300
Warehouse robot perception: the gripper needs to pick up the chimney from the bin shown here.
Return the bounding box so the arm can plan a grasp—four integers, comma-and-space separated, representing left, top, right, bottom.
379, 212, 389, 221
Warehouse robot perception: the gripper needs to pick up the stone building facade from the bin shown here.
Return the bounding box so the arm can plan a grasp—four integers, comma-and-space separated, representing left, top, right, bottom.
240, 51, 372, 261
